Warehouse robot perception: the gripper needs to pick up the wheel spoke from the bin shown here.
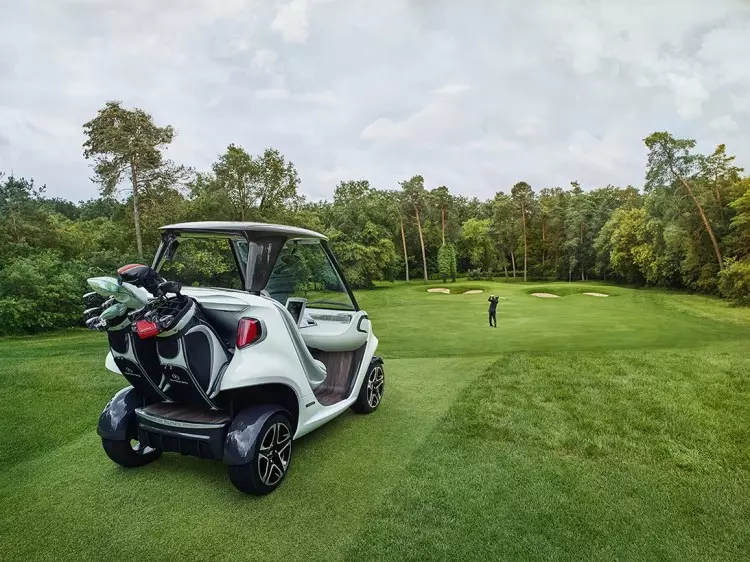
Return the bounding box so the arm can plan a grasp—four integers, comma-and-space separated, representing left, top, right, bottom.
258, 457, 272, 483
269, 463, 283, 484
277, 440, 291, 458
258, 422, 292, 486
276, 424, 290, 445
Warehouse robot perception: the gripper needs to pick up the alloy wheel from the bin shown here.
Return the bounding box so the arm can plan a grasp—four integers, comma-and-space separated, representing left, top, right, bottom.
257, 422, 292, 486
366, 366, 384, 409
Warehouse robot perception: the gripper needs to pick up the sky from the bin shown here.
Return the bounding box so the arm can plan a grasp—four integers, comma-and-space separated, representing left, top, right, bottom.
1, 0, 749, 203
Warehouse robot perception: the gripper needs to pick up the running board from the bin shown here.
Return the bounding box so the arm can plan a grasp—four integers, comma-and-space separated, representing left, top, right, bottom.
135, 403, 230, 461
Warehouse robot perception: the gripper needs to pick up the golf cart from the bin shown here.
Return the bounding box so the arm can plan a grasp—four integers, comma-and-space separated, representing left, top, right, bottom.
84, 222, 383, 495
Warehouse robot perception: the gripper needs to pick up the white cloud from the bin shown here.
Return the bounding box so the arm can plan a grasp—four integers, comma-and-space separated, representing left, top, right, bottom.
360, 117, 402, 141
251, 49, 278, 73
296, 91, 338, 105
731, 95, 750, 114
515, 116, 544, 138
666, 73, 709, 119
709, 115, 739, 133
255, 88, 337, 106
272, 0, 310, 44
1, 0, 750, 203
255, 88, 291, 100
435, 84, 470, 95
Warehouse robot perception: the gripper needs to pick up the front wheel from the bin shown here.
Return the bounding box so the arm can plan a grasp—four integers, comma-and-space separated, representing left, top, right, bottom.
102, 437, 161, 468
228, 413, 293, 495
351, 362, 384, 414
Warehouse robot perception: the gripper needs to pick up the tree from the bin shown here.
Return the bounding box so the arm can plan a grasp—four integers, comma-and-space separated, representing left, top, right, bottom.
0, 174, 55, 259
491, 192, 517, 278
324, 180, 399, 288
256, 148, 302, 217
83, 101, 177, 259
644, 132, 724, 272
400, 212, 410, 282
210, 144, 258, 221
438, 243, 457, 282
400, 175, 429, 283
728, 178, 750, 257
537, 187, 566, 276
431, 185, 452, 245
461, 218, 496, 272
698, 144, 743, 211
196, 145, 302, 223
511, 181, 534, 281
563, 181, 596, 281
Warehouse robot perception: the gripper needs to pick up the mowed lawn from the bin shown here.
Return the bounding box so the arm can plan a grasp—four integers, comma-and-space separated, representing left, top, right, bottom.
1, 282, 750, 561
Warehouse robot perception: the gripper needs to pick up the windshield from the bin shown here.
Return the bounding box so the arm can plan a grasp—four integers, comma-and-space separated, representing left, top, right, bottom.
265, 239, 355, 311
159, 236, 245, 290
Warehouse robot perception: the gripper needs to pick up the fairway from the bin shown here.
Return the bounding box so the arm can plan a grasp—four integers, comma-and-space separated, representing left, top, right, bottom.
2, 282, 750, 561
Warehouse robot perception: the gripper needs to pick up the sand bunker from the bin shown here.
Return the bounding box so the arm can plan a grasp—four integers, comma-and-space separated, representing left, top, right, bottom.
427, 288, 450, 293
583, 292, 609, 297
531, 292, 560, 298
463, 290, 484, 294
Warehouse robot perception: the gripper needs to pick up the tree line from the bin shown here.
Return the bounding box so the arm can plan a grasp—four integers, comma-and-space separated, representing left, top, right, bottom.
2, 101, 750, 335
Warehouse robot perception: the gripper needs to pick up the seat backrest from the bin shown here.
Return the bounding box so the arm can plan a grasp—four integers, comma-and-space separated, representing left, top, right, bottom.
299, 310, 370, 353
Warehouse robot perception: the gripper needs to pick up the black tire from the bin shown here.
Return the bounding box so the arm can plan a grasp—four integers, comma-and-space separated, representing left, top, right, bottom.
351, 361, 384, 414
228, 413, 293, 495
102, 437, 162, 468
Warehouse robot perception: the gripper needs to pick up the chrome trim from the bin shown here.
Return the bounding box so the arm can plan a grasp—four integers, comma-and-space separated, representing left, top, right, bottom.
135, 409, 228, 430
138, 423, 211, 441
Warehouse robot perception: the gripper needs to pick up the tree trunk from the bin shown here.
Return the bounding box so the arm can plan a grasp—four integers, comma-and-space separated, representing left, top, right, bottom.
675, 171, 724, 271
541, 219, 546, 267
130, 161, 144, 259
521, 202, 528, 282
503, 264, 508, 279
400, 216, 409, 283
510, 251, 516, 278
580, 222, 585, 281
441, 207, 446, 246
415, 206, 429, 283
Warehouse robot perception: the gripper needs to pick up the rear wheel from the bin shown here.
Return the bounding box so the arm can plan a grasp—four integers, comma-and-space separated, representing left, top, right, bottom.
228, 413, 293, 495
102, 437, 161, 468
351, 362, 384, 414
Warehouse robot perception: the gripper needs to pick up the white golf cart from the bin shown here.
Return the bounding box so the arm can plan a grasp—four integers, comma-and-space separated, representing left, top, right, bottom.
88, 222, 384, 495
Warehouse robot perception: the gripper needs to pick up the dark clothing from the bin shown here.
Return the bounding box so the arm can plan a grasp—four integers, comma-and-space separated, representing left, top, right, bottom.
488, 296, 499, 327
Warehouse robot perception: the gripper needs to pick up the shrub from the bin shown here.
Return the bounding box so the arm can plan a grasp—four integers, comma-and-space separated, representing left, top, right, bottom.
438, 244, 457, 283
0, 252, 89, 335
718, 258, 750, 306
466, 268, 494, 281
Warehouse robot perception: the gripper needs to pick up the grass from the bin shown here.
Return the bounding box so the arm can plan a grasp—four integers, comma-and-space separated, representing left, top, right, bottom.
2, 281, 750, 560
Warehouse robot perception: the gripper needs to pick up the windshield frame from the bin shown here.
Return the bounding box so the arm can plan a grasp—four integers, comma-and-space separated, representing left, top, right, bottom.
151, 230, 360, 312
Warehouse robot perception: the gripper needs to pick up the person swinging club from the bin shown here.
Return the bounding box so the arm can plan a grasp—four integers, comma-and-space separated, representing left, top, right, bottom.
488, 295, 500, 327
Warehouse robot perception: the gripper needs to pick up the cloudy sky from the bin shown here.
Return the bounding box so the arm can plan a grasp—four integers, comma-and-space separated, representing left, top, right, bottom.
1, 0, 749, 202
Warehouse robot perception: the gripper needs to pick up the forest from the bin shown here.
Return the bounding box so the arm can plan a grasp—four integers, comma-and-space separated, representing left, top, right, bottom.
2, 101, 750, 335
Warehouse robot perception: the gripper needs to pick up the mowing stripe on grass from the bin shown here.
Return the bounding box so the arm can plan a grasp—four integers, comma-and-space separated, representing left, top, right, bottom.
0, 356, 491, 561
344, 347, 750, 561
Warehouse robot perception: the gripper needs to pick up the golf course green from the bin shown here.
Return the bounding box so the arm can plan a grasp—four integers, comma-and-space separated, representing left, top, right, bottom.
1, 281, 749, 561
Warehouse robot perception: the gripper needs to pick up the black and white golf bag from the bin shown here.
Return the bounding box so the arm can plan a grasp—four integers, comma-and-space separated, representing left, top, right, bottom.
106, 315, 170, 403
151, 298, 232, 409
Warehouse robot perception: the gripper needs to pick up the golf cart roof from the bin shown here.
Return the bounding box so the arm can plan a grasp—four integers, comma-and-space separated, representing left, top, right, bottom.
159, 221, 328, 241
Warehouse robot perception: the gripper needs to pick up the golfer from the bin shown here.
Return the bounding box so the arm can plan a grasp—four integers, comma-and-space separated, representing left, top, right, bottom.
488, 295, 500, 327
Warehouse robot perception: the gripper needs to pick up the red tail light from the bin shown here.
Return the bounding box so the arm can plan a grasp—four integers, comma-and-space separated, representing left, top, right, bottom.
237, 318, 262, 348
135, 320, 159, 339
